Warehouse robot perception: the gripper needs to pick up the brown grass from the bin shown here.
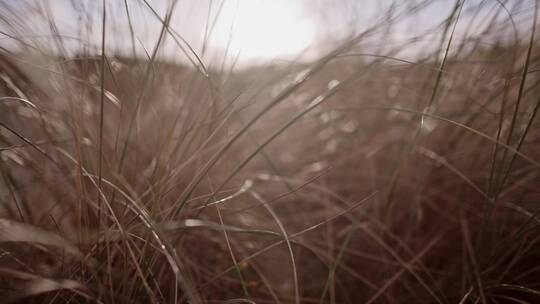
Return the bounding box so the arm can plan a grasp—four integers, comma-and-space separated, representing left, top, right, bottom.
1, 0, 540, 303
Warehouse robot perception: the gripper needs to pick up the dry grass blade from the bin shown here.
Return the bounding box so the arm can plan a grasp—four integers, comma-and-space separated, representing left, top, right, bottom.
0, 96, 38, 109
0, 218, 91, 265
0, 267, 98, 304
0, 121, 57, 165
202, 191, 378, 288
487, 284, 540, 298
361, 226, 444, 304
365, 233, 443, 304
96, 0, 107, 251
89, 219, 279, 244
169, 25, 386, 216
161, 219, 280, 237
319, 226, 356, 304
461, 213, 487, 304
189, 57, 378, 223
214, 191, 250, 298
250, 190, 299, 304
333, 106, 540, 169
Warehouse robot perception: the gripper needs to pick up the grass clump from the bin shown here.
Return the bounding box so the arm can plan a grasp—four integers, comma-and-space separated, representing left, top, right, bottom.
1, 0, 540, 303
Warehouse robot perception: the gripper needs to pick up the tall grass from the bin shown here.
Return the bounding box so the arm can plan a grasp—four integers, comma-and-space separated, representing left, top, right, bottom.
1, 0, 540, 303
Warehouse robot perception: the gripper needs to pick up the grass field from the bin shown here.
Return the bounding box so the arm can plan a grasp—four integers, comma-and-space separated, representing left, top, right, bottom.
1, 0, 540, 303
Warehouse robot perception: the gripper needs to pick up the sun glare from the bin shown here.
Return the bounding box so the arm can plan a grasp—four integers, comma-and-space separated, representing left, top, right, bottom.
211, 0, 317, 63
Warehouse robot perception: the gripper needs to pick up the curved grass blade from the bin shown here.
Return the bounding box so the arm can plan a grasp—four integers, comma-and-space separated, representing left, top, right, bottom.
0, 267, 98, 304
0, 218, 93, 265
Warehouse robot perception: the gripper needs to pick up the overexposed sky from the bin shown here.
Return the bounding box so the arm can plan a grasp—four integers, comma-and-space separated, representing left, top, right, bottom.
0, 0, 536, 69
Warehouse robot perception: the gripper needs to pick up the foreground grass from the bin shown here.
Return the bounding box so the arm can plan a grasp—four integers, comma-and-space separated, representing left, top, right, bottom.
1, 0, 540, 303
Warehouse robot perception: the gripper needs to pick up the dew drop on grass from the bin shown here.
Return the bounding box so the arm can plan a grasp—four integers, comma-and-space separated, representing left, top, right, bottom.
342, 120, 358, 133
104, 90, 120, 107
387, 104, 402, 119
110, 60, 123, 72
256, 173, 271, 181
324, 138, 340, 154
240, 179, 254, 192
320, 112, 330, 123
81, 137, 92, 146
420, 114, 437, 133
309, 161, 327, 172
294, 69, 309, 83
328, 79, 340, 90
320, 111, 341, 123
308, 95, 324, 108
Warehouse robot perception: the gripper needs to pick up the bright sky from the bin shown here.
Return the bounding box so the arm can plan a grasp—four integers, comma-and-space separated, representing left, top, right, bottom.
0, 0, 536, 69
209, 0, 316, 62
